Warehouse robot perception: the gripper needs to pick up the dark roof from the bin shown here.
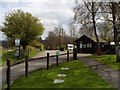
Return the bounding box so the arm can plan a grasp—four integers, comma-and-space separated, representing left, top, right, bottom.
75, 35, 107, 43
0, 41, 8, 48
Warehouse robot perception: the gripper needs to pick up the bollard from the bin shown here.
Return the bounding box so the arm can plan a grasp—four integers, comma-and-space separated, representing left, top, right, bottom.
73, 48, 77, 60
73, 49, 75, 60
47, 53, 49, 70
67, 51, 69, 62
25, 55, 28, 77
56, 55, 58, 66
6, 59, 10, 90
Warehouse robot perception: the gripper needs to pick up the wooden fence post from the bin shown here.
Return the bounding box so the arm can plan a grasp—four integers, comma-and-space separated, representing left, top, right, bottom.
56, 55, 58, 66
67, 51, 69, 62
73, 48, 77, 60
6, 58, 10, 90
47, 53, 49, 70
25, 55, 28, 77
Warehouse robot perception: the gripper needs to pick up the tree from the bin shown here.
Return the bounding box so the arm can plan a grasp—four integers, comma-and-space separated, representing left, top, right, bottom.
97, 21, 114, 42
69, 22, 77, 38
54, 25, 65, 48
45, 31, 59, 49
1, 10, 44, 50
73, 0, 102, 54
44, 26, 76, 50
110, 2, 120, 62
101, 2, 120, 62
73, 1, 94, 37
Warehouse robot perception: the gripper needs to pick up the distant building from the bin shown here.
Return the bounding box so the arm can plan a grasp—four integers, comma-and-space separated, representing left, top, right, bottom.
67, 44, 74, 50
38, 37, 43, 44
110, 42, 120, 45
0, 41, 8, 48
104, 42, 120, 54
74, 35, 107, 53
42, 40, 49, 49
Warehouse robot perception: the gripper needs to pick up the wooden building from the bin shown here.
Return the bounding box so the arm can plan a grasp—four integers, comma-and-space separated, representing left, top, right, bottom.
74, 35, 107, 53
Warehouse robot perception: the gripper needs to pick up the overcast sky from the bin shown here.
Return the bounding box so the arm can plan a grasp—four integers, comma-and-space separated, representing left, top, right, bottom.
0, 0, 75, 40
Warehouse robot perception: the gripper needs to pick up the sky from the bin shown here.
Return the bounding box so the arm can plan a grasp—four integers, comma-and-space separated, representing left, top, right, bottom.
0, 0, 75, 40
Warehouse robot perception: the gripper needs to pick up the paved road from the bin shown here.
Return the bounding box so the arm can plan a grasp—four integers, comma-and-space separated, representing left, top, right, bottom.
32, 50, 61, 58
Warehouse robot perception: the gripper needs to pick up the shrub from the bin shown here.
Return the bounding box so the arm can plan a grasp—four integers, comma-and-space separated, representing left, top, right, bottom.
0, 46, 3, 54
20, 46, 36, 57
34, 44, 44, 51
59, 45, 65, 51
26, 46, 36, 53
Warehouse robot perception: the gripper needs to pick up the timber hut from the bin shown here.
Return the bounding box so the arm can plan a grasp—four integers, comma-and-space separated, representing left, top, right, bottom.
74, 35, 107, 53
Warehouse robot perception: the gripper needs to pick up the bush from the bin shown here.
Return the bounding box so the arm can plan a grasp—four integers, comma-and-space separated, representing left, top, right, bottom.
20, 46, 36, 57
59, 45, 65, 51
34, 44, 44, 51
0, 46, 3, 54
26, 46, 36, 53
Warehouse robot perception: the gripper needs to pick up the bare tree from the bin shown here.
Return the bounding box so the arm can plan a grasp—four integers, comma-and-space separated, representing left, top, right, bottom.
74, 0, 102, 54
54, 25, 65, 47
44, 25, 75, 50
73, 1, 94, 37
101, 2, 120, 62
113, 2, 120, 62
97, 21, 114, 42
45, 31, 59, 49
69, 22, 76, 37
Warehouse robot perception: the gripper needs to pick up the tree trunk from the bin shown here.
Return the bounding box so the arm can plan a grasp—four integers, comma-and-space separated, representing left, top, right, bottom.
23, 45, 27, 57
92, 2, 101, 55
23, 45, 26, 50
116, 46, 120, 62
111, 2, 120, 62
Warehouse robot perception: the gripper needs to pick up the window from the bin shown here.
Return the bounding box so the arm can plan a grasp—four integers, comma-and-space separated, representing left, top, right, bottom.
87, 43, 92, 48
83, 44, 86, 48
80, 43, 82, 48
102, 44, 104, 48
90, 43, 92, 48
87, 43, 90, 48
80, 41, 82, 48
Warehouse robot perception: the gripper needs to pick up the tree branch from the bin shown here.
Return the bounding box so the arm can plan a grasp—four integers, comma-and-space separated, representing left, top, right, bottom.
84, 2, 92, 14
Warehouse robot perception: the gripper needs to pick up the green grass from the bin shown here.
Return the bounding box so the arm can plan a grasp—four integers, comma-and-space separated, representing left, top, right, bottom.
1, 50, 17, 65
1, 47, 42, 66
11, 60, 114, 88
87, 55, 120, 71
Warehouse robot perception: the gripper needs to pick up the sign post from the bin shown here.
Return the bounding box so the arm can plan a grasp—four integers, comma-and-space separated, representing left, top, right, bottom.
15, 38, 20, 60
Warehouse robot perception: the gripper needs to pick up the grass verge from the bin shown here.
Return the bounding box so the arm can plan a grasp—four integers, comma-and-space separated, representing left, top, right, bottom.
87, 55, 120, 71
1, 47, 42, 66
11, 60, 114, 88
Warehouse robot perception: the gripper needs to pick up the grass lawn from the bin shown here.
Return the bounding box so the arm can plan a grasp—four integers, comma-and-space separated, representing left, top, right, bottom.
87, 55, 120, 71
11, 60, 114, 88
1, 47, 42, 66
1, 50, 16, 65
